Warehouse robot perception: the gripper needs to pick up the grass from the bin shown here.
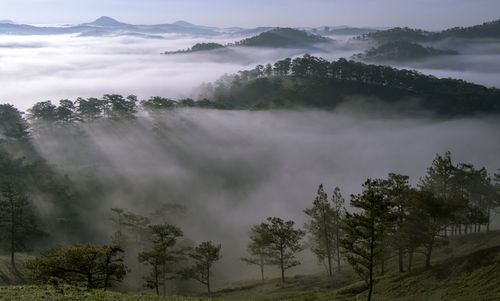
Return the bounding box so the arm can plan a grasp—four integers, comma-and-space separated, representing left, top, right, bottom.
0, 285, 218, 301
212, 231, 500, 300
1, 231, 500, 300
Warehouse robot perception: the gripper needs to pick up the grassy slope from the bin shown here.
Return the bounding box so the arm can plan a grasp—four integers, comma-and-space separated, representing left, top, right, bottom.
0, 231, 499, 300
0, 285, 217, 301
216, 231, 500, 300
0, 253, 30, 285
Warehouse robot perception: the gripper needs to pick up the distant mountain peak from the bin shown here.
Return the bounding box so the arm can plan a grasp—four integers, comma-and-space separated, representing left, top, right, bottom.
173, 20, 195, 27
0, 19, 14, 24
85, 16, 126, 27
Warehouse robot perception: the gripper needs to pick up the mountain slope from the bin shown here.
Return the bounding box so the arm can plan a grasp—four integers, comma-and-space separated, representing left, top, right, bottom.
214, 231, 500, 300
237, 27, 331, 48
354, 41, 459, 62
361, 18, 500, 43
81, 16, 129, 27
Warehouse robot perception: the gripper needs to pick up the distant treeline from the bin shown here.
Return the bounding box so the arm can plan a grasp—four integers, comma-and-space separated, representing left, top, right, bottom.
22, 55, 500, 121
358, 19, 500, 43
163, 28, 331, 54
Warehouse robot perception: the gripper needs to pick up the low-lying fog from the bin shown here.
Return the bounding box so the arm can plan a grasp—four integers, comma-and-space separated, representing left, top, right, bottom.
32, 108, 500, 282
1, 34, 500, 111
0, 34, 354, 110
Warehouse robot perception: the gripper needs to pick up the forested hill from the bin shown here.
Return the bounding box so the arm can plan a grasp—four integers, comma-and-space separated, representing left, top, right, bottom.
235, 27, 330, 47
165, 28, 331, 54
353, 41, 458, 62
360, 19, 500, 43
207, 55, 500, 115
21, 55, 500, 119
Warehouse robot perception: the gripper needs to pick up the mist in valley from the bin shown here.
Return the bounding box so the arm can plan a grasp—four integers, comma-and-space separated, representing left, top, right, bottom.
3, 32, 500, 112
27, 107, 500, 285
1, 21, 500, 296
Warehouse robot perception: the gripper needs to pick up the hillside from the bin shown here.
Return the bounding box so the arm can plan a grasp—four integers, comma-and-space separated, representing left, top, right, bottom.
0, 285, 217, 301
437, 19, 500, 39
165, 28, 331, 54
213, 231, 500, 300
360, 19, 500, 43
354, 41, 459, 62
0, 230, 499, 300
206, 55, 500, 115
164, 42, 225, 54
236, 27, 331, 48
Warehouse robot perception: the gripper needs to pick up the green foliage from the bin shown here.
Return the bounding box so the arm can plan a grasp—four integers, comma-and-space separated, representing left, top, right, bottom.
0, 284, 216, 300
0, 105, 29, 140
191, 43, 224, 52
304, 184, 345, 276
103, 94, 138, 120
0, 183, 46, 267
26, 244, 127, 290
341, 179, 396, 300
355, 41, 458, 62
237, 28, 330, 48
240, 225, 272, 281
254, 217, 305, 284
22, 54, 500, 116
208, 55, 500, 115
360, 27, 434, 43
138, 224, 185, 296
141, 97, 177, 111
360, 19, 500, 43
184, 241, 221, 294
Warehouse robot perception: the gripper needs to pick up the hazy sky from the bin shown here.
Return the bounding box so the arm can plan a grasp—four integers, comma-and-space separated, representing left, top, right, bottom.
2, 0, 499, 29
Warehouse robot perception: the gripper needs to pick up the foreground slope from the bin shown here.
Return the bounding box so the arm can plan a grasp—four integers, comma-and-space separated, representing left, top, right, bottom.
214, 231, 500, 300
0, 285, 216, 301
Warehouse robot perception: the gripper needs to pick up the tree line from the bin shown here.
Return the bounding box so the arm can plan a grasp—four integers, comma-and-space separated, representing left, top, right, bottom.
22, 55, 500, 122
239, 152, 499, 301
0, 116, 498, 299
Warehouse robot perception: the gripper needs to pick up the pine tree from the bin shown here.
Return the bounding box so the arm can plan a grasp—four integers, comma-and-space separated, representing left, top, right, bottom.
240, 224, 271, 281
341, 179, 394, 301
304, 184, 344, 276
257, 217, 305, 284
0, 182, 45, 268
184, 241, 221, 295
138, 224, 184, 296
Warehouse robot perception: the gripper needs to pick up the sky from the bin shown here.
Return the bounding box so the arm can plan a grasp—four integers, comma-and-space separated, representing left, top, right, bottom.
1, 0, 499, 29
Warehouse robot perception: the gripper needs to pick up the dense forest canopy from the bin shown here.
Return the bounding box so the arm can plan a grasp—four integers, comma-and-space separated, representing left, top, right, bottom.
353, 41, 459, 62
359, 19, 500, 43
16, 55, 500, 119
235, 27, 331, 48
164, 28, 332, 54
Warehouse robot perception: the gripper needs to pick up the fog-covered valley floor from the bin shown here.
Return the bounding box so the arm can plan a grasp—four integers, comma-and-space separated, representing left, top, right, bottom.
2, 34, 500, 111
1, 29, 500, 288
30, 108, 500, 282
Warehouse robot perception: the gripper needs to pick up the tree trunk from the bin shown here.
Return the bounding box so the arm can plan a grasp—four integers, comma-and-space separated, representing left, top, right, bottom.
155, 266, 159, 295
322, 209, 333, 277
368, 222, 375, 301
408, 249, 414, 272
280, 245, 285, 284
487, 208, 491, 232
207, 266, 211, 295
380, 257, 385, 276
336, 229, 341, 272
11, 249, 15, 268
10, 198, 15, 268
87, 272, 92, 289
260, 255, 264, 281
398, 247, 404, 273
425, 243, 433, 268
